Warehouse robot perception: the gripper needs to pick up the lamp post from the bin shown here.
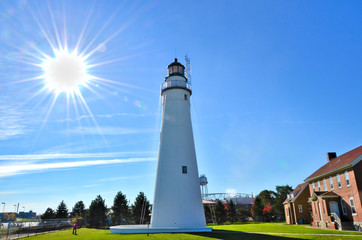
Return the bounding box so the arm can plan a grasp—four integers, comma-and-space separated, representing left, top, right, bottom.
23, 206, 25, 212
1, 202, 4, 213
14, 204, 17, 213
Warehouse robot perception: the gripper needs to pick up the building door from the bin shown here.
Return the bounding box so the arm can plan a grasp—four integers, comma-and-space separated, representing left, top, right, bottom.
329, 201, 340, 218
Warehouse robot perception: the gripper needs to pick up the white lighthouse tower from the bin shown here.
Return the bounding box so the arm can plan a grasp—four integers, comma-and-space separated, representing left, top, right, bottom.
110, 59, 211, 233
149, 58, 210, 232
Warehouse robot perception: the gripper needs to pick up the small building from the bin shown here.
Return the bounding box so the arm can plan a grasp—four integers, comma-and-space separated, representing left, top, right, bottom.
18, 211, 37, 219
305, 145, 362, 230
283, 182, 311, 224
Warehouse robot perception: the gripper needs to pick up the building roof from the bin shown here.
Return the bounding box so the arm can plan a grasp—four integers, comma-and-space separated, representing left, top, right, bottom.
305, 146, 362, 182
283, 182, 309, 204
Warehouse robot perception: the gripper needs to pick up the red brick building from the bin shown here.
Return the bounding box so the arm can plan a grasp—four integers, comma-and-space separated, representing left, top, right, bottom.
304, 146, 362, 230
283, 182, 311, 224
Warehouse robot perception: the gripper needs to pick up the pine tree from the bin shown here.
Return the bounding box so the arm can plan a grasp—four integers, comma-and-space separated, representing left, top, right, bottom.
41, 208, 55, 219
227, 200, 237, 223
215, 200, 227, 224
132, 192, 150, 224
237, 208, 251, 223
251, 196, 263, 222
89, 195, 107, 228
72, 201, 86, 217
112, 191, 129, 224
55, 200, 68, 218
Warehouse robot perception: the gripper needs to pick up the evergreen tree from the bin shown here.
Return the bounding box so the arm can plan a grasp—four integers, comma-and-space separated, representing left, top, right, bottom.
132, 192, 150, 224
251, 196, 263, 222
274, 185, 293, 220
41, 208, 55, 219
215, 200, 227, 224
55, 200, 68, 218
227, 200, 237, 223
203, 205, 212, 223
89, 195, 107, 228
72, 201, 86, 217
237, 208, 251, 223
112, 191, 129, 225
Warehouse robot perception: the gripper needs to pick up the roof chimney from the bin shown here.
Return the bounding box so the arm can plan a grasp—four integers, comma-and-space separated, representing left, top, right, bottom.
327, 152, 337, 162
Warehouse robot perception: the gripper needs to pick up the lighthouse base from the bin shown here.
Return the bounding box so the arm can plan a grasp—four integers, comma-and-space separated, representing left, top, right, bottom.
110, 225, 212, 234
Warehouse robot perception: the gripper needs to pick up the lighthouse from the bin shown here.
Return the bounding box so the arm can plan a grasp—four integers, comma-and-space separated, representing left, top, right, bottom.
110, 59, 211, 233
150, 58, 210, 232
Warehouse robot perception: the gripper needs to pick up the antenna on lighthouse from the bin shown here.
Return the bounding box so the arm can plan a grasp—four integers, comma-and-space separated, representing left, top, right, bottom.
185, 54, 192, 84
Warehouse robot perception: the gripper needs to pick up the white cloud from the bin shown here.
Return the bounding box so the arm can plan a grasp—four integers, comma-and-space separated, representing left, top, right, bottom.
99, 174, 153, 182
226, 188, 237, 197
0, 157, 156, 178
65, 126, 154, 135
0, 98, 38, 140
0, 151, 155, 161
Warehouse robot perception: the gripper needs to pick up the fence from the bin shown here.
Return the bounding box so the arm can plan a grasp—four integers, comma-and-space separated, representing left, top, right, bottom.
0, 219, 72, 240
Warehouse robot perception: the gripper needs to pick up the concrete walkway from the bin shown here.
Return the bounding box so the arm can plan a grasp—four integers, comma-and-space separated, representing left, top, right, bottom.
246, 231, 362, 237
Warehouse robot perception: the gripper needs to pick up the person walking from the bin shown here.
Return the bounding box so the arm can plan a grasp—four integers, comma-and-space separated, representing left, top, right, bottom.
72, 221, 78, 235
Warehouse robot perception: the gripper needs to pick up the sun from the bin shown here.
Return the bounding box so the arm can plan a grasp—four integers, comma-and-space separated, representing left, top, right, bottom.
41, 49, 91, 94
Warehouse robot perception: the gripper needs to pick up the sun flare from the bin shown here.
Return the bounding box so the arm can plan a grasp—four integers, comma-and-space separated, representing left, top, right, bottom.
41, 50, 91, 94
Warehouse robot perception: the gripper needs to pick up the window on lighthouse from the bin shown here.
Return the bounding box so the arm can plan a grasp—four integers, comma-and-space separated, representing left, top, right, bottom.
182, 166, 188, 174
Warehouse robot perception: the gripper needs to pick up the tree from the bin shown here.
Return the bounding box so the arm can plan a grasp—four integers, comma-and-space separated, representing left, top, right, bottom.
251, 196, 263, 222
89, 195, 107, 228
215, 201, 227, 224
112, 191, 129, 225
72, 201, 86, 217
227, 200, 237, 223
237, 208, 251, 223
274, 185, 293, 220
41, 208, 55, 219
204, 205, 212, 223
55, 200, 68, 218
132, 192, 150, 224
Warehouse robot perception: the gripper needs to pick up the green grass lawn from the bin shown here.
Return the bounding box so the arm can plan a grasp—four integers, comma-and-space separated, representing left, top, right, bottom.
24, 223, 362, 240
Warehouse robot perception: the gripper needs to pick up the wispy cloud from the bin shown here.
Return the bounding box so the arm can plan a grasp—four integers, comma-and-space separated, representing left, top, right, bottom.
55, 112, 154, 123
99, 174, 153, 182
65, 126, 154, 135
0, 151, 155, 161
0, 157, 156, 178
0, 97, 39, 140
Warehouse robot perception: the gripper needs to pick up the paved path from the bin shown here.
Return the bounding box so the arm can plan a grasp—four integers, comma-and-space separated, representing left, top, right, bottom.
246, 231, 362, 237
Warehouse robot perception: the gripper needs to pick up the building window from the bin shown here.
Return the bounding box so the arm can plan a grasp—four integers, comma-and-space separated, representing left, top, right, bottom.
312, 183, 315, 192
337, 174, 342, 188
330, 176, 334, 190
298, 205, 303, 213
323, 179, 327, 191
341, 198, 347, 216
345, 171, 350, 187
349, 197, 357, 215
314, 202, 318, 216
184, 94, 187, 100
322, 202, 326, 216
317, 181, 321, 191
182, 166, 187, 174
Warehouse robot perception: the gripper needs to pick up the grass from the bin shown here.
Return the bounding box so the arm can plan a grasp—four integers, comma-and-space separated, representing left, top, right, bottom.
24, 223, 362, 240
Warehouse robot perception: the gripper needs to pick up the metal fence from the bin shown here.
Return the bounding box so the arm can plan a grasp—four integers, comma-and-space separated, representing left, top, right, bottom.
0, 220, 72, 240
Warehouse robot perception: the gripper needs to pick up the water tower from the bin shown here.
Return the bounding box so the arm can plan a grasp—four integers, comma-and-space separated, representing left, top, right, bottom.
200, 175, 208, 198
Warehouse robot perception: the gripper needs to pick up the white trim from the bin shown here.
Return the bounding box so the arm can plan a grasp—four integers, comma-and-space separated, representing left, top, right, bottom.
329, 176, 334, 190
345, 171, 351, 187
349, 197, 357, 216
337, 174, 342, 188
350, 154, 362, 167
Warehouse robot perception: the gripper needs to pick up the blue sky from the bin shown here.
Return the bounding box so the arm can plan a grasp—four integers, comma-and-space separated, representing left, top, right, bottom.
0, 0, 361, 214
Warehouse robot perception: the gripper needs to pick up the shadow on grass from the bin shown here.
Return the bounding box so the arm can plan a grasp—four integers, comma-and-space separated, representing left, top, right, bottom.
189, 230, 304, 240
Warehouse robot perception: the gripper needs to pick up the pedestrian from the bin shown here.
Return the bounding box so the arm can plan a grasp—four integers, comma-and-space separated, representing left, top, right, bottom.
72, 221, 78, 235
